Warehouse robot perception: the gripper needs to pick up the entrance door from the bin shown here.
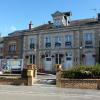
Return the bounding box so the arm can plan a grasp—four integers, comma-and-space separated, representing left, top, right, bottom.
55, 54, 62, 64
85, 53, 95, 66
64, 53, 73, 69
30, 55, 35, 64
44, 54, 52, 71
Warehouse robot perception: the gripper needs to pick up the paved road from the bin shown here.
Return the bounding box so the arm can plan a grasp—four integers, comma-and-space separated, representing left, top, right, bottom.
0, 85, 100, 100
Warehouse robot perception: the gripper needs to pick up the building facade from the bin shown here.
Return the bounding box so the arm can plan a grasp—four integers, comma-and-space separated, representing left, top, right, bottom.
22, 11, 100, 72
2, 11, 100, 72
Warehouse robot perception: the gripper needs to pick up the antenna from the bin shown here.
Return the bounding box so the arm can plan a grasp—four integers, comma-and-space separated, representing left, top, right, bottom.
91, 8, 97, 18
91, 8, 97, 13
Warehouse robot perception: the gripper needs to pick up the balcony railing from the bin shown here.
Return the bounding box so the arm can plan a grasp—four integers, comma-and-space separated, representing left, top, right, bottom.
55, 42, 61, 47
65, 42, 72, 48
45, 43, 51, 48
85, 41, 92, 44
85, 41, 93, 48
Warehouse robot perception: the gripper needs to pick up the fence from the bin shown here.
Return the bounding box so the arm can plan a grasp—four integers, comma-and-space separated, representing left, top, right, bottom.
0, 59, 23, 72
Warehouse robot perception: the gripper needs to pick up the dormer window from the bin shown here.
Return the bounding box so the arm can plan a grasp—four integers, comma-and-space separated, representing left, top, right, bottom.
55, 36, 61, 47
52, 11, 71, 27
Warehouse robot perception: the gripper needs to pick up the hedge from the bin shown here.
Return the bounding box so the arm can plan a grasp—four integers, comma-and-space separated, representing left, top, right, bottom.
61, 65, 100, 79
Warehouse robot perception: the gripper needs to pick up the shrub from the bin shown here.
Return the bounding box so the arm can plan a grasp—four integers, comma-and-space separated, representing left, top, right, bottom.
3, 70, 11, 74
61, 65, 100, 79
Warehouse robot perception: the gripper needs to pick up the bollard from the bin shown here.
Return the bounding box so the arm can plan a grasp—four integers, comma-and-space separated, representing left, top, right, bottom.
27, 64, 37, 86
55, 64, 62, 87
55, 64, 62, 72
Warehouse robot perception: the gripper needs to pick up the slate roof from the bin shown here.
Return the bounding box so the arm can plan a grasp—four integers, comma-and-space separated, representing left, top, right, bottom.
6, 17, 98, 37
31, 18, 98, 31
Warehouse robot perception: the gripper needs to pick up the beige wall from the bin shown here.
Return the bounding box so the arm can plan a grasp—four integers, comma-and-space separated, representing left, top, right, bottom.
23, 24, 100, 71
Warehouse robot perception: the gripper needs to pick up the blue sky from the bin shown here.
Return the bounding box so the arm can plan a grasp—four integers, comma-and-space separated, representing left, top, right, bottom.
0, 0, 100, 36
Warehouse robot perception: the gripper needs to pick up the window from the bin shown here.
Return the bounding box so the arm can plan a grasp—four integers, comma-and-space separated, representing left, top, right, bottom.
65, 35, 72, 47
9, 43, 16, 52
44, 36, 51, 48
55, 36, 61, 47
84, 33, 93, 48
30, 55, 35, 64
30, 38, 35, 49
0, 47, 3, 53
45, 52, 51, 57
66, 57, 71, 60
85, 33, 92, 41
46, 58, 51, 61
30, 44, 35, 49
55, 54, 62, 64
54, 18, 62, 27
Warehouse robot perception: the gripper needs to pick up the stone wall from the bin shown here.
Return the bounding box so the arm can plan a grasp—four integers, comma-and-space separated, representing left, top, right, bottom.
0, 78, 27, 85
56, 71, 100, 89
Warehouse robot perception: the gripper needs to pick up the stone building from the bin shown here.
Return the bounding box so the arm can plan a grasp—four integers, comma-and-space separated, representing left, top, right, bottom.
3, 11, 100, 72
22, 11, 100, 72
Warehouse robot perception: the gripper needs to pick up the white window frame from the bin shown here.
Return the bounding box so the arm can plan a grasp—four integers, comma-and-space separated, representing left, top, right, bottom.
9, 43, 16, 52
65, 34, 72, 47
45, 36, 51, 43
55, 36, 61, 43
84, 33, 93, 48
44, 36, 51, 48
30, 38, 34, 44
29, 54, 35, 64
29, 38, 35, 49
84, 33, 93, 41
65, 35, 72, 42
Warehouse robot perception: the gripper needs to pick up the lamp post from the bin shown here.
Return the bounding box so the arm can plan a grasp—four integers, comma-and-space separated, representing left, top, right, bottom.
33, 48, 36, 65
79, 46, 83, 65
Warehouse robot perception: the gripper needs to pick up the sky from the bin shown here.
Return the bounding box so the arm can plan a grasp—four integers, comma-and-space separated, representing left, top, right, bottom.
0, 0, 100, 36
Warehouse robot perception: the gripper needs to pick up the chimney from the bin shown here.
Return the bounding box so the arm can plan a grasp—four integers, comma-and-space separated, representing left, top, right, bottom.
29, 21, 32, 30
48, 21, 51, 24
98, 13, 100, 23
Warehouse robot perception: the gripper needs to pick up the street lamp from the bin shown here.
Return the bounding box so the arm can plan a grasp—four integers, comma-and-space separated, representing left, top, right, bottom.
79, 46, 83, 65
33, 48, 36, 65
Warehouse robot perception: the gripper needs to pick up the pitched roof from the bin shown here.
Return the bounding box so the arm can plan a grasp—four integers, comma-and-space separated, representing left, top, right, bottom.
31, 24, 53, 31
70, 18, 97, 26
31, 18, 98, 31
6, 17, 98, 37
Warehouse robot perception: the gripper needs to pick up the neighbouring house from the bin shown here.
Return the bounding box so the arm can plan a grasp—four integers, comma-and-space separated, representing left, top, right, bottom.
3, 31, 24, 59
0, 37, 4, 59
